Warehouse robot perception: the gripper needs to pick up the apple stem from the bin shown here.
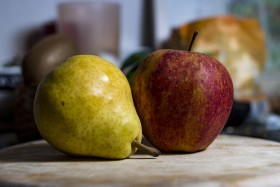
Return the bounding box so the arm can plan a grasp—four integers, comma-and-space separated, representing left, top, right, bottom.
132, 140, 161, 157
188, 31, 198, 51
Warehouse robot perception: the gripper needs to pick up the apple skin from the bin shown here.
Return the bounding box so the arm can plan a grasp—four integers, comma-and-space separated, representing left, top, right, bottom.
131, 49, 233, 153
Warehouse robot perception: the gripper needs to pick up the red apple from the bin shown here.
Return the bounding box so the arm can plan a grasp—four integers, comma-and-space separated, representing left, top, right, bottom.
131, 49, 233, 152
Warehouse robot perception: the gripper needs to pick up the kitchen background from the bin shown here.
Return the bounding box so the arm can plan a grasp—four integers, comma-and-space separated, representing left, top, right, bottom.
1, 0, 280, 148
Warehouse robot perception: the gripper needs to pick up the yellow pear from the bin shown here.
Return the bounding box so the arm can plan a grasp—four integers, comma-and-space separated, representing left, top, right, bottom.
33, 55, 159, 159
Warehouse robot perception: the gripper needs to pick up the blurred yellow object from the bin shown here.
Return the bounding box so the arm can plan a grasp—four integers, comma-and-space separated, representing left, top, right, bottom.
163, 15, 267, 101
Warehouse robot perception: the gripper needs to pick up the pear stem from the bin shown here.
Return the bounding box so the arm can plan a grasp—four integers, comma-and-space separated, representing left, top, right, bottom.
132, 140, 161, 157
188, 31, 198, 51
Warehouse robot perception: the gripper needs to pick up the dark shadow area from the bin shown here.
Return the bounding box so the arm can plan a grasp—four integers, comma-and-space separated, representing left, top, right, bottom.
0, 141, 122, 163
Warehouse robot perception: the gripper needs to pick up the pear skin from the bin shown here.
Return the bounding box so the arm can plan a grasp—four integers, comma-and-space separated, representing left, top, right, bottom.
33, 55, 142, 159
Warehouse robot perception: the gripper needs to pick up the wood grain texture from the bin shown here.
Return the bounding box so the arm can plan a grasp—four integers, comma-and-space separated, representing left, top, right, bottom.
1, 135, 280, 187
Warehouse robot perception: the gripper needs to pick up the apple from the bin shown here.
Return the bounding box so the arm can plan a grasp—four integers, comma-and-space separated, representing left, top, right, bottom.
131, 40, 233, 152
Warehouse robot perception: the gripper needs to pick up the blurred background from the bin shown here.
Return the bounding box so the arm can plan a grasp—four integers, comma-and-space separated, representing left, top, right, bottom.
1, 0, 280, 148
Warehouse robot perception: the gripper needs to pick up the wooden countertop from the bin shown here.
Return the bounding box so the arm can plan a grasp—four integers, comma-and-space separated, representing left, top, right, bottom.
1, 135, 280, 187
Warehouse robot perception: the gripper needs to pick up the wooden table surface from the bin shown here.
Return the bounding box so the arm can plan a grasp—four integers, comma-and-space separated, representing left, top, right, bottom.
1, 135, 280, 187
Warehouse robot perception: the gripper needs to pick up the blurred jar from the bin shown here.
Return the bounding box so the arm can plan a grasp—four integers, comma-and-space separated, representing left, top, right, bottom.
58, 2, 120, 66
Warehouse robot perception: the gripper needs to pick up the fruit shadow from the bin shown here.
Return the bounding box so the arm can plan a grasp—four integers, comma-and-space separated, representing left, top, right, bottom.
0, 142, 122, 163
130, 150, 159, 159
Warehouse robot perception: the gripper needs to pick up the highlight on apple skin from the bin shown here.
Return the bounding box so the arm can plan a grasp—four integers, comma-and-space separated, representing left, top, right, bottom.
131, 49, 234, 153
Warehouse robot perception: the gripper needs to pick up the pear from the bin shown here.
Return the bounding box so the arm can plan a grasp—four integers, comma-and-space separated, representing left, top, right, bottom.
33, 55, 159, 159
